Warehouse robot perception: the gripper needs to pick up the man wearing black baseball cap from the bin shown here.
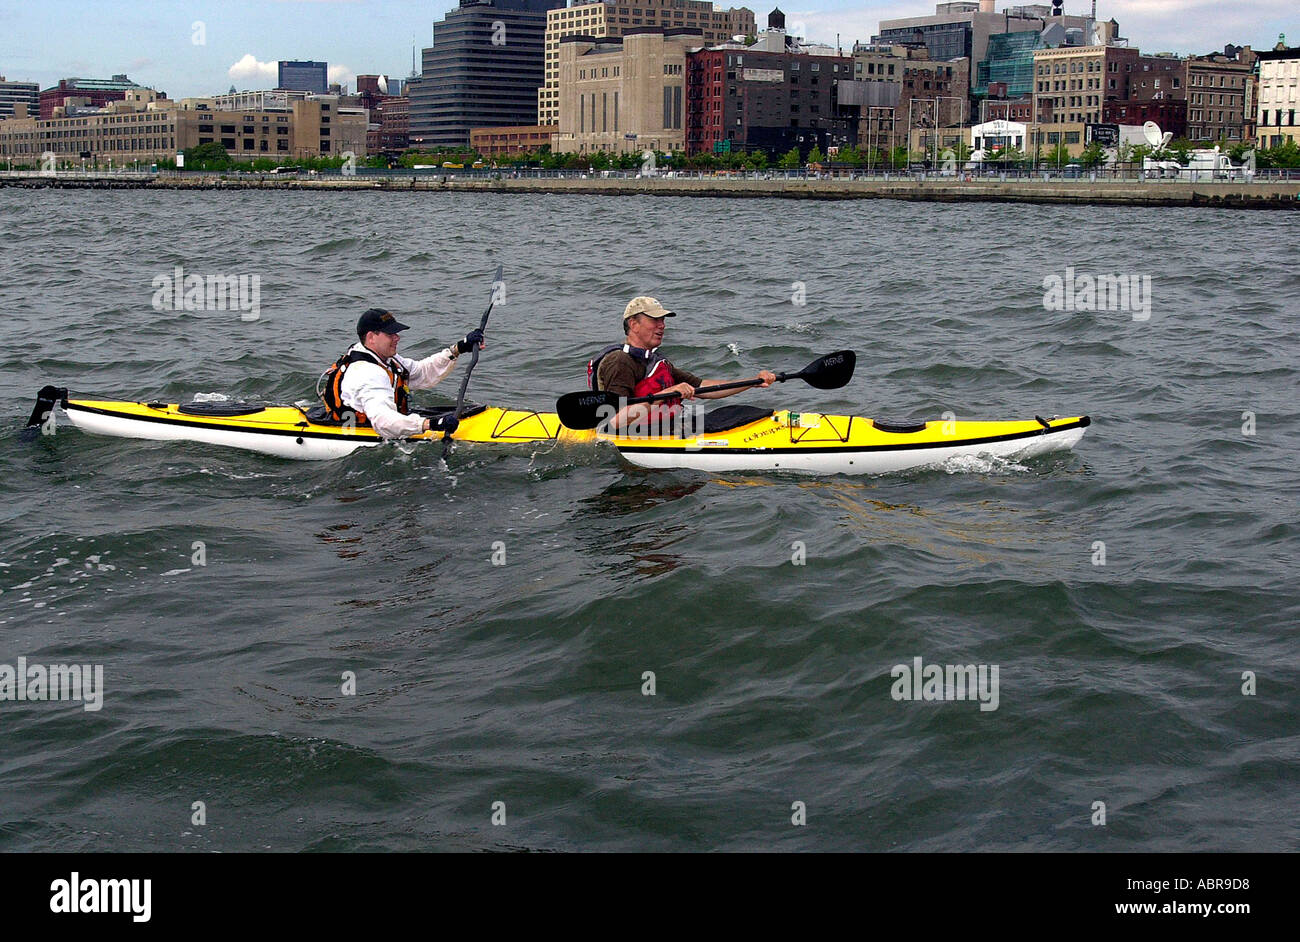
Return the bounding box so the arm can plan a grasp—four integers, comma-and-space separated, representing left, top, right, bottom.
319, 308, 484, 439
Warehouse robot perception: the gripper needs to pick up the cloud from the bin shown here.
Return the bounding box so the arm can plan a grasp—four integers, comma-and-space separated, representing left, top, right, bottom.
328, 64, 354, 89
129, 57, 153, 71
228, 54, 277, 83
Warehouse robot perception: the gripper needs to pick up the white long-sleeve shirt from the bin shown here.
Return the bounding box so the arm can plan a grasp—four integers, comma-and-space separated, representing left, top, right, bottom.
338, 342, 459, 439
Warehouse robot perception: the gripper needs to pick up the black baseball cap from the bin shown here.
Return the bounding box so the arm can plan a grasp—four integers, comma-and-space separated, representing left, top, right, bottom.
357, 308, 409, 339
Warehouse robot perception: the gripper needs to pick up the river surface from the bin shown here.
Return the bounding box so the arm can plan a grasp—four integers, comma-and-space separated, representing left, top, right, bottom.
1, 189, 1296, 851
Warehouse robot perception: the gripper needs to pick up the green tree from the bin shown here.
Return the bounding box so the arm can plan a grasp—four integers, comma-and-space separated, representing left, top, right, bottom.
1167, 138, 1193, 166
778, 146, 801, 169
183, 142, 232, 170
998, 145, 1026, 168
1258, 140, 1300, 168
1079, 142, 1106, 168
1042, 142, 1071, 168
806, 144, 824, 166
1227, 141, 1253, 164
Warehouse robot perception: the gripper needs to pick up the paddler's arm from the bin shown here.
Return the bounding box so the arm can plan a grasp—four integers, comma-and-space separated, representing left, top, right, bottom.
607, 383, 695, 432
694, 370, 777, 399
404, 330, 485, 390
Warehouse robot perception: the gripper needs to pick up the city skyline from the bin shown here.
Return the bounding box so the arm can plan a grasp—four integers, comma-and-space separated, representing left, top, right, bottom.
0, 0, 1293, 102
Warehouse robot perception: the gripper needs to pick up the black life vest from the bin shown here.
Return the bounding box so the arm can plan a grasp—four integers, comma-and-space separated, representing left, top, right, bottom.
586, 343, 664, 391
319, 346, 411, 424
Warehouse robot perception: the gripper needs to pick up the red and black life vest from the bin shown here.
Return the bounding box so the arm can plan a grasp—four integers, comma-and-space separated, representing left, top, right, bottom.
587, 343, 664, 391
633, 358, 682, 423
319, 346, 411, 424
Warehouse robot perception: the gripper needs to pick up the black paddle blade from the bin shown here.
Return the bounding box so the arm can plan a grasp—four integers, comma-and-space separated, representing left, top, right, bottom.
25, 385, 67, 427
797, 350, 855, 390
20, 386, 66, 442
556, 389, 619, 430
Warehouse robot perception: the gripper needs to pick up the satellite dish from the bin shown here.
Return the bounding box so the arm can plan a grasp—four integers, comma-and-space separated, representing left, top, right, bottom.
1142, 121, 1163, 146
1162, 131, 1173, 147
378, 75, 389, 94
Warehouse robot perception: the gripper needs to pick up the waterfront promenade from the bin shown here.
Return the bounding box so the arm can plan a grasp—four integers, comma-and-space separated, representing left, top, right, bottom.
4, 169, 1298, 209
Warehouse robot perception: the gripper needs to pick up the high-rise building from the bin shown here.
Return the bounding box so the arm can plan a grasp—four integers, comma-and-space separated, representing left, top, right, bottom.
1255, 39, 1298, 148
409, 0, 563, 149
278, 61, 328, 94
0, 76, 40, 120
539, 1, 756, 127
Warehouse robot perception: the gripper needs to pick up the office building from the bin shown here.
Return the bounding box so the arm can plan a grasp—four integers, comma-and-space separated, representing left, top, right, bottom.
873, 1, 1110, 92
409, 0, 562, 149
0, 76, 40, 121
278, 61, 329, 94
0, 90, 366, 164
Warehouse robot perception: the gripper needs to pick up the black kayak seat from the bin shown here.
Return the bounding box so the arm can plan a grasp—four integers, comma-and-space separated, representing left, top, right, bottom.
177, 401, 268, 417
703, 404, 775, 434
872, 418, 929, 434
301, 403, 487, 427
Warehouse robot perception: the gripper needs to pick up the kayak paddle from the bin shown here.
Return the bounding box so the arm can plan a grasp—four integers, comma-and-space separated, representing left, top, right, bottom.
556, 350, 856, 430
19, 385, 68, 442
442, 263, 503, 457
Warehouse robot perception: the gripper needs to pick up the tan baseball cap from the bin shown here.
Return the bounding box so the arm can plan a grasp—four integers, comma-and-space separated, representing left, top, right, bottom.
623, 296, 676, 326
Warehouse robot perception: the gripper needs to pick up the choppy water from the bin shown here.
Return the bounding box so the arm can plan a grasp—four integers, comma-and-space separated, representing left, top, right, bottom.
1, 189, 1297, 851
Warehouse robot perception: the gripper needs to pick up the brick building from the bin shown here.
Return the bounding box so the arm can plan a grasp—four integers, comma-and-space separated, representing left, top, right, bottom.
686, 41, 857, 157
39, 75, 158, 120
470, 124, 558, 155
1185, 48, 1255, 142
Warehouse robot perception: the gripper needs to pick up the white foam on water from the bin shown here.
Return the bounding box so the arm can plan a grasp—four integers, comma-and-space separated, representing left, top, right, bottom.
160, 568, 192, 577
191, 392, 231, 402
938, 452, 1031, 475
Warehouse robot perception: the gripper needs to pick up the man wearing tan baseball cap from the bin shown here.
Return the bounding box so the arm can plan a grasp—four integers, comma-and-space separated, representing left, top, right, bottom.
585, 296, 776, 433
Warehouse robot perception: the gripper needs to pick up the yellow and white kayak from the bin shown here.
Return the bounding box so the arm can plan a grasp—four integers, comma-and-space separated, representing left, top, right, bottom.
55, 397, 587, 461
35, 390, 1090, 475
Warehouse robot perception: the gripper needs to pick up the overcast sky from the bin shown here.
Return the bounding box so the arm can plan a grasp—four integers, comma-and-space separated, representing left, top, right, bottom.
0, 0, 1292, 100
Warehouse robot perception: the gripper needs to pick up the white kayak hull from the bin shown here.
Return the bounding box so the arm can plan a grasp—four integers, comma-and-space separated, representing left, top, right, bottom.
64, 404, 376, 461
